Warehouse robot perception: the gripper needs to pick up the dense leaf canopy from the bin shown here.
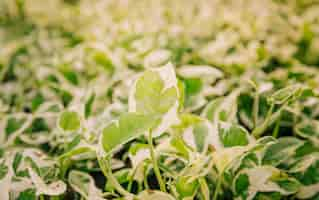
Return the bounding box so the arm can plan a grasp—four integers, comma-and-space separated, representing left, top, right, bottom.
1, 0, 319, 199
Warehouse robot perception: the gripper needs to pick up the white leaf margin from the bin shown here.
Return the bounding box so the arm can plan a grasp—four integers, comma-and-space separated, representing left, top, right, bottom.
28, 167, 67, 196
129, 62, 180, 137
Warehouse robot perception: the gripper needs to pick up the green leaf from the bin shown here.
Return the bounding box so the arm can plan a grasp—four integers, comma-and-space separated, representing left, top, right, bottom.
129, 63, 180, 137
238, 94, 254, 129
85, 92, 95, 118
17, 189, 36, 200
179, 119, 212, 153
262, 137, 303, 166
101, 113, 156, 155
134, 70, 178, 115
65, 135, 82, 152
176, 176, 199, 198
69, 171, 90, 197
295, 141, 318, 158
170, 137, 189, 158
58, 111, 81, 132
0, 148, 4, 158
193, 121, 210, 152
0, 163, 8, 180
31, 93, 44, 112
295, 120, 319, 145
93, 50, 115, 74
5, 117, 25, 136
137, 190, 176, 200
184, 78, 203, 96
254, 192, 281, 200
13, 152, 23, 173
69, 170, 103, 199
61, 69, 79, 85
129, 143, 149, 156
295, 121, 318, 137
198, 178, 210, 200
26, 118, 49, 133
105, 169, 130, 191
172, 113, 202, 131
60, 90, 73, 106
272, 177, 300, 194
234, 173, 249, 198
59, 144, 95, 178
201, 98, 223, 121
233, 166, 298, 200
290, 154, 319, 186
219, 122, 250, 147
202, 97, 235, 122
28, 167, 66, 196
268, 85, 303, 105
229, 152, 259, 174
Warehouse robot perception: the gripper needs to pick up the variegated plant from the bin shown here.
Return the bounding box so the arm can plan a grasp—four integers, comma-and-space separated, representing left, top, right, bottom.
1, 0, 319, 200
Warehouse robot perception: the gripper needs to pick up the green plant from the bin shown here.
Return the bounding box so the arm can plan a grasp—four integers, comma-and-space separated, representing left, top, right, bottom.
1, 0, 319, 199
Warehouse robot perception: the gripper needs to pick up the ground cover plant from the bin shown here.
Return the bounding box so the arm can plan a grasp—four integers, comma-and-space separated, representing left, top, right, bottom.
1, 0, 319, 199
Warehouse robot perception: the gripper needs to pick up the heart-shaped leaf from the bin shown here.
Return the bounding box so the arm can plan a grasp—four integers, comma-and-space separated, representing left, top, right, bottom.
129, 63, 179, 137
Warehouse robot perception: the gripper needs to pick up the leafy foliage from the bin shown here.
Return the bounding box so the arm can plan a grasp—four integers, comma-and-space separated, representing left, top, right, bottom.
1, 0, 319, 200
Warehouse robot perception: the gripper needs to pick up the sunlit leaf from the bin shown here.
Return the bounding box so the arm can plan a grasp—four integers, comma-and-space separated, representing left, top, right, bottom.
175, 176, 199, 198
58, 111, 81, 132
101, 113, 156, 155
129, 63, 180, 137
219, 122, 251, 147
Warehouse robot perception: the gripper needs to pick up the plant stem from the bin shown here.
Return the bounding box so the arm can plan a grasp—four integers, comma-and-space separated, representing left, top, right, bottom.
272, 115, 281, 138
147, 131, 166, 192
253, 91, 259, 128
199, 177, 210, 200
97, 156, 132, 197
143, 170, 150, 190
252, 103, 288, 138
139, 181, 144, 192
252, 103, 274, 138
127, 175, 133, 192
213, 175, 222, 200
